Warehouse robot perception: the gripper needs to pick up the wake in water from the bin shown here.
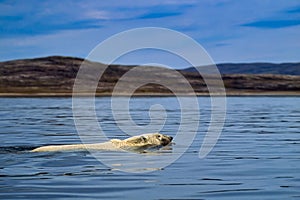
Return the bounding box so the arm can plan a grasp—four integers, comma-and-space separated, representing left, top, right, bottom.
0, 146, 38, 153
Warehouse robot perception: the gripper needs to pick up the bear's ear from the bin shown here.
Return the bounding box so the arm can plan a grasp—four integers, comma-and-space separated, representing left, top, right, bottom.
141, 136, 147, 142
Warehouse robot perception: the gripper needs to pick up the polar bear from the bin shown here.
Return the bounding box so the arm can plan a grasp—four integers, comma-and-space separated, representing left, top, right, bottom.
31, 133, 173, 152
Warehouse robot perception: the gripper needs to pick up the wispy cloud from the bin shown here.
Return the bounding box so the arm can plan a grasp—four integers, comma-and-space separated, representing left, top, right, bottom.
114, 3, 192, 21
0, 0, 299, 64
84, 10, 111, 20
0, 18, 103, 37
0, 0, 108, 37
242, 19, 300, 29
241, 4, 300, 29
286, 5, 300, 13
137, 11, 182, 19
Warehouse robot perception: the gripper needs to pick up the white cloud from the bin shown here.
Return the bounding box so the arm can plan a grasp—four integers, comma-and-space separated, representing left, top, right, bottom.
84, 10, 111, 20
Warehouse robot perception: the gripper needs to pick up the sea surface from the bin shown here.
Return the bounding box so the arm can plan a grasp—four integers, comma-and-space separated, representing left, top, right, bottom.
0, 97, 299, 199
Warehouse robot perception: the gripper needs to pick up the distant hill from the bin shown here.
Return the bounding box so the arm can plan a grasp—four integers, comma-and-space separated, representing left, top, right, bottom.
0, 56, 299, 96
183, 62, 300, 75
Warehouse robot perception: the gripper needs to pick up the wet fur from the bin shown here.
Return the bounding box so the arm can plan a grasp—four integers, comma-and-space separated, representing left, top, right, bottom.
31, 133, 172, 152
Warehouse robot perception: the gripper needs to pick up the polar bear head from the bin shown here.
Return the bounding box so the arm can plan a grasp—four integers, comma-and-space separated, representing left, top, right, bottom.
111, 133, 173, 151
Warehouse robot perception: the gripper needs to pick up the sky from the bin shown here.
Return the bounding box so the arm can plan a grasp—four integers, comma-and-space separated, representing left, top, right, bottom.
0, 0, 299, 68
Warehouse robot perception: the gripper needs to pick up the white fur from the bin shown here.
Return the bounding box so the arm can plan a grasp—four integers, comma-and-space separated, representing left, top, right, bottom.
31, 133, 172, 152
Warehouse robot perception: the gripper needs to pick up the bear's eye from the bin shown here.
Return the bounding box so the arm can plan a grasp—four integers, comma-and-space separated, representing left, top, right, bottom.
156, 135, 161, 139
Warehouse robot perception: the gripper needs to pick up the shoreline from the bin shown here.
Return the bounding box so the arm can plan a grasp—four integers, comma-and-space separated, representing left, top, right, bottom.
0, 91, 299, 97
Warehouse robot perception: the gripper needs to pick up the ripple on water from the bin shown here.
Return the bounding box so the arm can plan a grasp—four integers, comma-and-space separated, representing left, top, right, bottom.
1, 97, 300, 199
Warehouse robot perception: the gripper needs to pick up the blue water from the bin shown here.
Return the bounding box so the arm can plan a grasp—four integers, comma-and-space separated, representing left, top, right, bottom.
0, 97, 300, 199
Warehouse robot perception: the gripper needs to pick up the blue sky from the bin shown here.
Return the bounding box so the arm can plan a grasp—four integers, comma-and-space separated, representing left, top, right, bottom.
0, 0, 299, 68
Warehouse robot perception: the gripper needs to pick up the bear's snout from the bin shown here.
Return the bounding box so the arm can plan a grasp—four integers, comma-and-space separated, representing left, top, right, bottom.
161, 135, 173, 146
